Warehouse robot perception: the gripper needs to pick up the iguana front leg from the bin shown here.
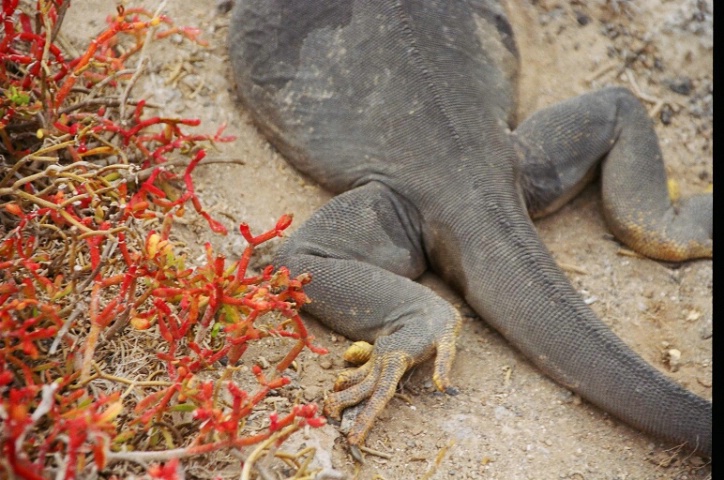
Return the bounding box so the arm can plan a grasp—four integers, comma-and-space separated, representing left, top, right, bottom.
511, 86, 712, 261
274, 181, 461, 446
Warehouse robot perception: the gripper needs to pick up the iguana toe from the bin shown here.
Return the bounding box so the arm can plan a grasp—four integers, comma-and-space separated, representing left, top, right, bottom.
324, 351, 410, 432
342, 340, 374, 365
332, 360, 374, 393
432, 319, 460, 392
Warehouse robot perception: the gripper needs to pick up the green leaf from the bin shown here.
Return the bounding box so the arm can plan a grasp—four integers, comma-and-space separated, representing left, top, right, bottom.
169, 403, 197, 412
8, 86, 31, 106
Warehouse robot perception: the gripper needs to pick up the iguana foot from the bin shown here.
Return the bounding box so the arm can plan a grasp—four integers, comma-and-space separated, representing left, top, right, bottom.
324, 313, 461, 446
514, 86, 712, 261
604, 192, 712, 261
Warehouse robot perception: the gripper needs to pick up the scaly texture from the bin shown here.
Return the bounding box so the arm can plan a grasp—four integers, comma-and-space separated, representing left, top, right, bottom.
228, 0, 712, 455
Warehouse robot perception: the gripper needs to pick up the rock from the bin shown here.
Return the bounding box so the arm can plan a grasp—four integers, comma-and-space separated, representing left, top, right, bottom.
494, 406, 514, 421
215, 0, 233, 15
302, 386, 323, 402
257, 356, 270, 369
666, 77, 693, 96
663, 348, 681, 372
659, 104, 674, 125
698, 316, 713, 340
575, 11, 590, 26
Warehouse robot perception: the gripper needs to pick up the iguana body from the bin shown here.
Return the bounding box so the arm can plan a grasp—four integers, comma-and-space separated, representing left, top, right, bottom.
228, 0, 712, 455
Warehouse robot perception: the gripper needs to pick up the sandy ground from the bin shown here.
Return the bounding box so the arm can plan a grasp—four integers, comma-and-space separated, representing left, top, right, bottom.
65, 1, 712, 478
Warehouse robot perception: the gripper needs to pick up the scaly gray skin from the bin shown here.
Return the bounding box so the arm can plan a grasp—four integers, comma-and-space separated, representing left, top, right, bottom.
228, 0, 712, 455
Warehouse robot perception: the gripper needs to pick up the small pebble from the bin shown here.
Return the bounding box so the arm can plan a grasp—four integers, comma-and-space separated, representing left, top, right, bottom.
583, 295, 598, 305
667, 77, 693, 96
664, 349, 681, 372
303, 386, 323, 402
659, 104, 674, 125
216, 0, 233, 15
575, 12, 590, 26
257, 356, 270, 369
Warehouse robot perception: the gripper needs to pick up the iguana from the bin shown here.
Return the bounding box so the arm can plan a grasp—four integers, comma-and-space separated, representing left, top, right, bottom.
228, 0, 712, 455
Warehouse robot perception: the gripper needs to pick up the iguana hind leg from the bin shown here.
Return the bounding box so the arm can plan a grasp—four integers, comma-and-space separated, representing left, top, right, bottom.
511, 86, 711, 261
274, 181, 462, 446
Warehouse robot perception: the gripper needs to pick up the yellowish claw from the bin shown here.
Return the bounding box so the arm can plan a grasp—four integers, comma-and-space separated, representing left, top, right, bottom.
667, 178, 680, 202
343, 340, 374, 365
